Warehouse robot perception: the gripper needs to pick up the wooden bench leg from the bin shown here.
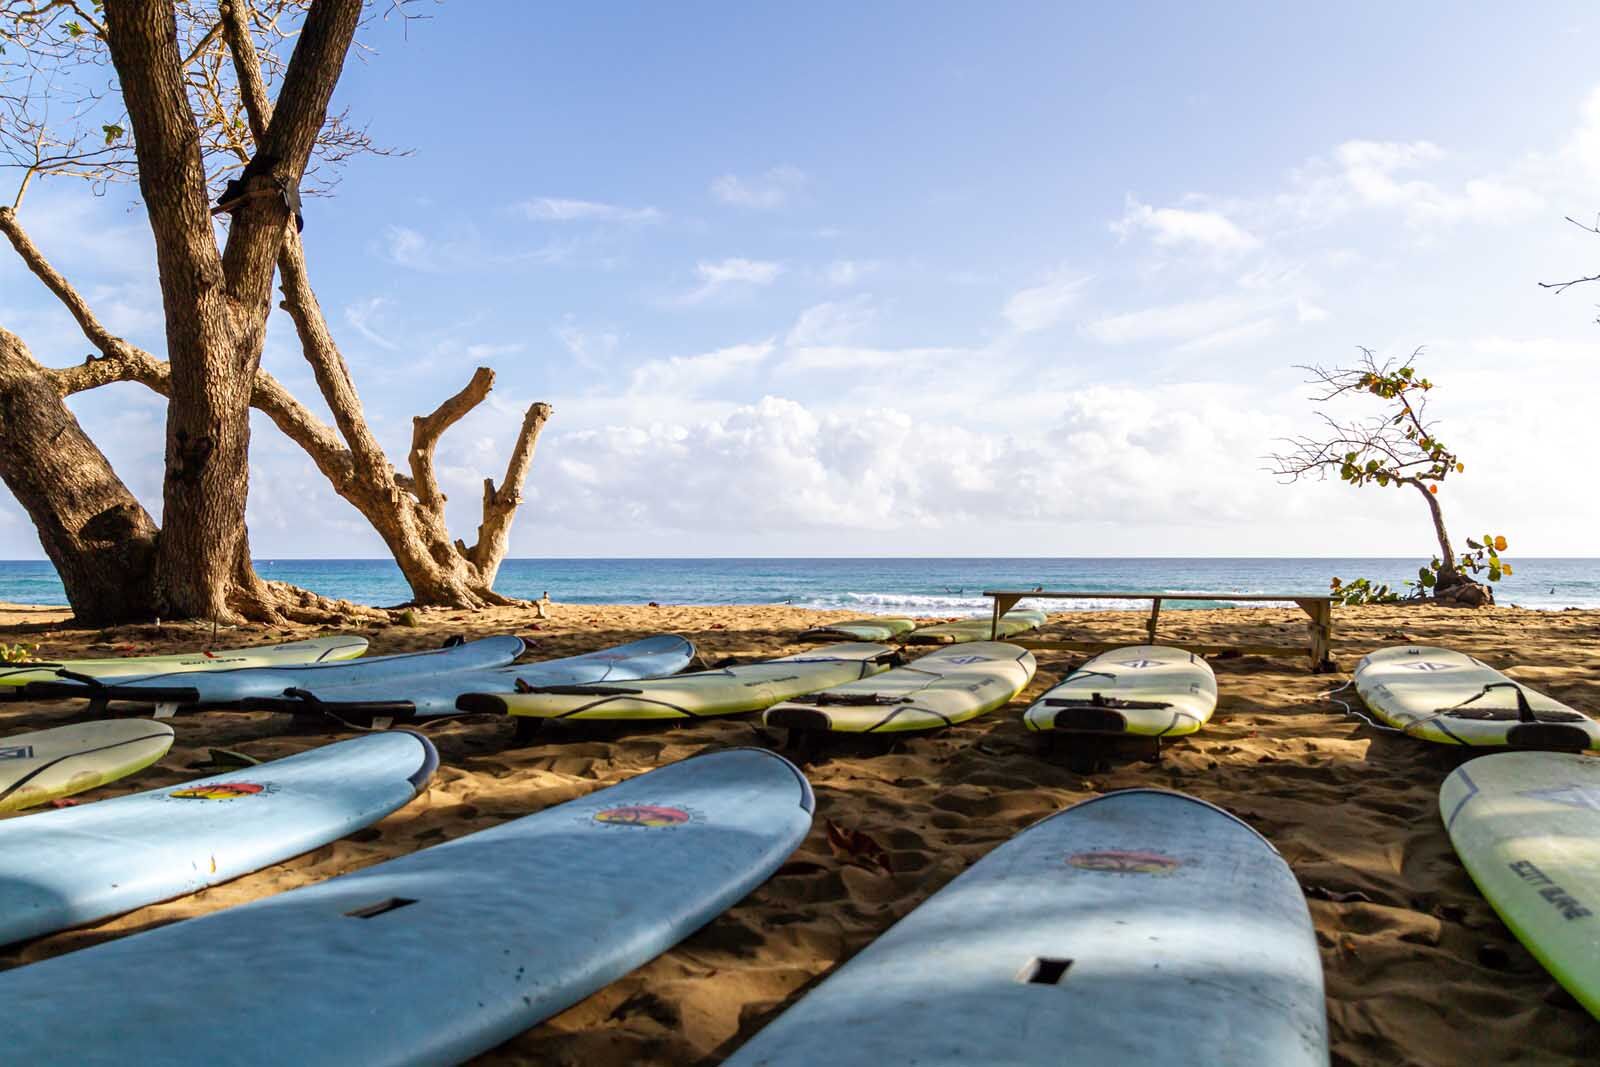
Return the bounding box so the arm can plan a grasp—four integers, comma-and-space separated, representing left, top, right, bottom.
990, 594, 1022, 640
1145, 597, 1162, 645
1296, 599, 1334, 673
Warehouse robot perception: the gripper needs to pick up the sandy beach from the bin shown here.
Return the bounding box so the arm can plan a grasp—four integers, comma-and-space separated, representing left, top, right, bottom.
1, 600, 1597, 1065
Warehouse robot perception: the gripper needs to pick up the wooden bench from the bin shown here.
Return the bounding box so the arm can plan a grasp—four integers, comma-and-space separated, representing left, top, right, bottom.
982, 590, 1337, 673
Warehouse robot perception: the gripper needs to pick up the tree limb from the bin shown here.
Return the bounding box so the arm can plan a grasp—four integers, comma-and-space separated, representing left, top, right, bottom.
0, 205, 139, 361
409, 367, 493, 512
465, 400, 552, 569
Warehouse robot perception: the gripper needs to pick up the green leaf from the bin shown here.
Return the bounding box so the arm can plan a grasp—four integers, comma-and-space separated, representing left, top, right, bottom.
1489, 564, 1502, 582
101, 123, 124, 146
65, 20, 84, 37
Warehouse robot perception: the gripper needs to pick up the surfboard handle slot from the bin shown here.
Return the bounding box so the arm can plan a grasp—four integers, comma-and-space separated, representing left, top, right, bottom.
790, 693, 912, 707
1018, 957, 1073, 985
344, 897, 417, 919
515, 684, 645, 696
1043, 695, 1172, 710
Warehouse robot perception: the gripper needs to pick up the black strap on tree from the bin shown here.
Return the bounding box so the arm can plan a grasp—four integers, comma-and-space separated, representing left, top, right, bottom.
212, 154, 304, 232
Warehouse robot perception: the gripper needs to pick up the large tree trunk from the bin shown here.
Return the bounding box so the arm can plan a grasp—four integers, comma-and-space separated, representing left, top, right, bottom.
0, 328, 159, 623
103, 0, 362, 622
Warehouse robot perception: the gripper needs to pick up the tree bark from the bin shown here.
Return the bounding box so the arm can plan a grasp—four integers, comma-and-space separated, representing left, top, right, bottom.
103, 0, 362, 622
1409, 478, 1456, 573
0, 328, 159, 623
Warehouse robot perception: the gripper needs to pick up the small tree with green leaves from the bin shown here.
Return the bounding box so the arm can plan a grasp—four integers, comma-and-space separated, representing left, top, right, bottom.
1269, 349, 1510, 605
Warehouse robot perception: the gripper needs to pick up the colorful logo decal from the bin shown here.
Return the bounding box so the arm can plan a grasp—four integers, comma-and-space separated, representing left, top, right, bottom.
1067, 849, 1184, 875
1117, 659, 1161, 669
169, 781, 267, 801
1399, 661, 1455, 672
0, 744, 34, 761
593, 804, 692, 827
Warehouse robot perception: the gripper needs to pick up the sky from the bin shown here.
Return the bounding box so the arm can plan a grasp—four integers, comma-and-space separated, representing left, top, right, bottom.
2, 2, 1599, 560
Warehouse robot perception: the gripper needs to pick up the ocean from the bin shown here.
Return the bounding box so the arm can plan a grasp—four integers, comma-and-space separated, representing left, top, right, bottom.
1, 558, 1596, 614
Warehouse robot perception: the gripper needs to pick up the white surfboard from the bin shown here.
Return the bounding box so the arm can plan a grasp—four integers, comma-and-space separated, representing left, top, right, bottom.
763, 642, 1036, 734
1356, 645, 1598, 750
0, 747, 813, 1065
0, 719, 175, 812
725, 788, 1328, 1066
0, 731, 438, 945
1022, 645, 1217, 738
0, 635, 368, 687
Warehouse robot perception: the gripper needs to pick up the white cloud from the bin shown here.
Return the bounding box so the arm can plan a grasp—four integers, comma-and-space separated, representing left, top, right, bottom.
381, 225, 434, 270
463, 342, 526, 360
678, 257, 785, 303
823, 259, 878, 286
519, 197, 662, 223
626, 340, 775, 396
1084, 295, 1259, 346
343, 297, 398, 350
710, 165, 807, 209
1273, 140, 1545, 230
1002, 270, 1091, 333
1113, 197, 1260, 252
786, 296, 876, 346
554, 319, 620, 368
532, 383, 1286, 537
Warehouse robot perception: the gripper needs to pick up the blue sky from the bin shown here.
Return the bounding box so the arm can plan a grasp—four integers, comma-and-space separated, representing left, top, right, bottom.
3, 2, 1599, 559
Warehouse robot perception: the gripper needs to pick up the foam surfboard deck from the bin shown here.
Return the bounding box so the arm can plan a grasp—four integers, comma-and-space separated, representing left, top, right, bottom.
1022, 645, 1217, 738
20, 635, 526, 714
236, 635, 697, 720
725, 789, 1328, 1067
801, 618, 916, 642
0, 720, 174, 813
904, 608, 1047, 645
763, 642, 1036, 734
1355, 645, 1598, 750
1441, 752, 1600, 1019
0, 635, 368, 688
0, 731, 437, 946
0, 747, 814, 1065
462, 642, 897, 721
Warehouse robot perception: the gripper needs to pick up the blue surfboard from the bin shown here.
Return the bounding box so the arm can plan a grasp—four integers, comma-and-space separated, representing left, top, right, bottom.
20, 636, 525, 713
0, 731, 437, 946
237, 634, 696, 719
726, 788, 1328, 1066
0, 746, 813, 1065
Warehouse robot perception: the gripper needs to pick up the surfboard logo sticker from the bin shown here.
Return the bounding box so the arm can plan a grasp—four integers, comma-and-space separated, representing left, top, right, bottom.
947, 655, 988, 665
169, 781, 269, 801
593, 803, 693, 828
1399, 661, 1455, 671
0, 745, 34, 761
1067, 849, 1183, 875
1117, 659, 1162, 669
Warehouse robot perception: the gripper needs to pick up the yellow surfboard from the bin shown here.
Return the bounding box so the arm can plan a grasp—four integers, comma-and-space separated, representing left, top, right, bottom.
0, 720, 175, 813
904, 609, 1047, 645
1441, 752, 1600, 1019
0, 635, 369, 689
462, 643, 898, 721
764, 642, 1037, 734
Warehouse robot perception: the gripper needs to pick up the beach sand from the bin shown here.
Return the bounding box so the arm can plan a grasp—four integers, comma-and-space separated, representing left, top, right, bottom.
1, 599, 1598, 1065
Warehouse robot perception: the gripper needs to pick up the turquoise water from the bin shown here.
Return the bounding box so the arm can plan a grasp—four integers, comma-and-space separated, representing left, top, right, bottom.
1, 558, 1596, 613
